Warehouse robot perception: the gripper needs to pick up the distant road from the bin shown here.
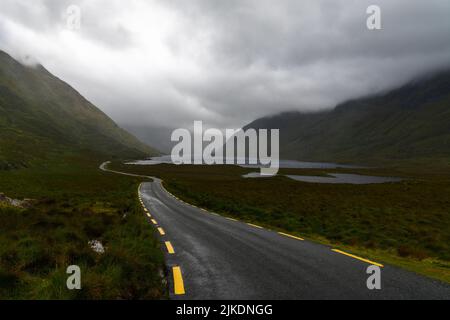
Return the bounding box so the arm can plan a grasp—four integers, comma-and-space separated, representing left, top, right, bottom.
100, 162, 450, 299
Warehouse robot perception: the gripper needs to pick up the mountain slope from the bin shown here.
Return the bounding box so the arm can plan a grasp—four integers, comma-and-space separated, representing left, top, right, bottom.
0, 50, 158, 168
123, 124, 175, 155
245, 70, 450, 165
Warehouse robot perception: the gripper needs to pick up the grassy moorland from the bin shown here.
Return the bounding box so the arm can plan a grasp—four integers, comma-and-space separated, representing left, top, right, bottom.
0, 154, 165, 299
0, 50, 165, 299
111, 161, 450, 283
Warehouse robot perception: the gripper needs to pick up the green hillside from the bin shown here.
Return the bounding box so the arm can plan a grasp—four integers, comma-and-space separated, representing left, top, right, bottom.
0, 50, 158, 168
245, 70, 450, 165
0, 51, 165, 299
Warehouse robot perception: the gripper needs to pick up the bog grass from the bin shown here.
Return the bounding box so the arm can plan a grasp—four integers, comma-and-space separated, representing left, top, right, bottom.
110, 162, 450, 283
0, 154, 166, 299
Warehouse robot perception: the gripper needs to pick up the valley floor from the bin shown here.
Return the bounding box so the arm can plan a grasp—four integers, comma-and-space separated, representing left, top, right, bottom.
0, 155, 166, 299
1, 156, 448, 299
110, 161, 450, 284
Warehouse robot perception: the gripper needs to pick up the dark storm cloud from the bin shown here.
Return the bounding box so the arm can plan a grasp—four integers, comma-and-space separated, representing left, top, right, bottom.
160, 0, 450, 125
0, 0, 449, 129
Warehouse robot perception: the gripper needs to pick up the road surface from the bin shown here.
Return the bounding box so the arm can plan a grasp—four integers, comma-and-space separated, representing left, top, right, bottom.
101, 162, 450, 300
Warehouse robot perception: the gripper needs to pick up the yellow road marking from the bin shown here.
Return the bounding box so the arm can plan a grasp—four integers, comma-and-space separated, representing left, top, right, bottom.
146, 212, 151, 218
172, 266, 185, 295
332, 249, 384, 267
158, 227, 165, 236
247, 223, 263, 229
278, 232, 304, 241
165, 241, 175, 254
226, 217, 238, 221
151, 219, 158, 225
143, 208, 148, 212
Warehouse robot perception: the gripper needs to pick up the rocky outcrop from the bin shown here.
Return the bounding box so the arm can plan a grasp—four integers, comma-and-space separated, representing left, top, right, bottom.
0, 193, 35, 208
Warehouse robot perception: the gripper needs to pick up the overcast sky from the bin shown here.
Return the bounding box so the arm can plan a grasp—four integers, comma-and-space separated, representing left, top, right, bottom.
1, 0, 449, 130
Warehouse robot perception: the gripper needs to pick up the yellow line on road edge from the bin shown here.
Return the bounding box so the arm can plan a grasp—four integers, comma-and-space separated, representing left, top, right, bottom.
158, 227, 165, 236
226, 217, 238, 221
332, 249, 384, 267
146, 212, 151, 218
165, 241, 175, 254
151, 219, 158, 225
247, 223, 263, 229
172, 266, 185, 295
278, 232, 304, 241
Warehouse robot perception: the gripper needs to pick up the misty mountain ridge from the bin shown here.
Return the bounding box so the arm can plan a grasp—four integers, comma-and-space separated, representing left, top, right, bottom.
244, 69, 450, 165
123, 124, 175, 154
0, 50, 159, 168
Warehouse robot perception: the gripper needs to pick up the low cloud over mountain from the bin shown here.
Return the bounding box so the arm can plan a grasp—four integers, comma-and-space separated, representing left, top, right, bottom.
1, 0, 449, 132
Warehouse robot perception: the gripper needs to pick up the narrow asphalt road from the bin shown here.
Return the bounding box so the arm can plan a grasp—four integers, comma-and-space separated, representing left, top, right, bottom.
101, 162, 450, 300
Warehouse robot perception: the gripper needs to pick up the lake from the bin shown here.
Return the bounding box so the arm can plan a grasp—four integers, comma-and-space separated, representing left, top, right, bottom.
130, 156, 402, 185
243, 172, 402, 184
285, 173, 403, 184
128, 156, 362, 169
